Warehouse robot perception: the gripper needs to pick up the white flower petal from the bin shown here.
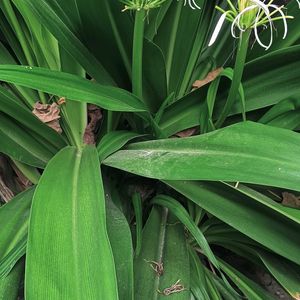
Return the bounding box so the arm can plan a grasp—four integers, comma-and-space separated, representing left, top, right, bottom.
208, 12, 227, 46
268, 4, 288, 39
231, 5, 257, 38
182, 0, 200, 9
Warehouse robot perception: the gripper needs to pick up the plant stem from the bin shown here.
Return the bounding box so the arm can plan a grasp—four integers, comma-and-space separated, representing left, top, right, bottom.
132, 10, 146, 132
105, 1, 131, 79
165, 1, 182, 86
132, 9, 145, 100
215, 29, 251, 128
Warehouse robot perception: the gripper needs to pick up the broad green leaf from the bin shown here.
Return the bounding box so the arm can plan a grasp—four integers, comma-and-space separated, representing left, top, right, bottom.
25, 146, 118, 299
224, 183, 300, 225
163, 46, 300, 134
0, 113, 52, 168
97, 131, 142, 162
105, 187, 134, 300
165, 180, 300, 266
104, 122, 300, 192
0, 65, 146, 112
0, 259, 24, 300
134, 206, 190, 299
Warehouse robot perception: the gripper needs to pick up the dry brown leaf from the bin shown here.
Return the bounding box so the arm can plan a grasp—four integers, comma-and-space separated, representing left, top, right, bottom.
192, 67, 223, 89
293, 293, 300, 300
0, 177, 14, 202
33, 102, 62, 133
282, 192, 300, 209
175, 127, 197, 138
83, 104, 102, 145
11, 162, 32, 189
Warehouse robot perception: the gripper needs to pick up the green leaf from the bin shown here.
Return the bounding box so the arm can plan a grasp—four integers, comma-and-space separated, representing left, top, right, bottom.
142, 39, 167, 113
104, 122, 300, 192
0, 85, 66, 151
0, 189, 34, 279
134, 206, 190, 299
0, 259, 24, 300
0, 65, 146, 112
22, 0, 115, 85
25, 146, 118, 299
0, 113, 52, 167
97, 131, 142, 162
165, 180, 300, 266
105, 186, 134, 300
258, 251, 300, 299
152, 195, 218, 268
217, 45, 300, 117
218, 258, 274, 300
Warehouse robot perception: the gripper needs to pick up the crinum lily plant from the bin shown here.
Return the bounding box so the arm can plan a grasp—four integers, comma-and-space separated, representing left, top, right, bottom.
1, 0, 300, 299
207, 0, 294, 128
209, 0, 293, 49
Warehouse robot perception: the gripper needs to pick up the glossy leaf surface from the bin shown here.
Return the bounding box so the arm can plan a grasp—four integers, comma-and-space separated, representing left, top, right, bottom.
104, 122, 300, 192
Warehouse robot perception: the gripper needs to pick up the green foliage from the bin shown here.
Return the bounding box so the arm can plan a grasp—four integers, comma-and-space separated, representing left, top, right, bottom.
0, 0, 300, 299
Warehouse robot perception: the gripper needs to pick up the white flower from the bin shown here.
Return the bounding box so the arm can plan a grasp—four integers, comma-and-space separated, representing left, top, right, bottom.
182, 0, 201, 10
208, 0, 293, 50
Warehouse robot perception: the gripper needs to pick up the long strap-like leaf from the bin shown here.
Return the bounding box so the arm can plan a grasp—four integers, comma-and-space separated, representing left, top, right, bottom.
25, 146, 118, 299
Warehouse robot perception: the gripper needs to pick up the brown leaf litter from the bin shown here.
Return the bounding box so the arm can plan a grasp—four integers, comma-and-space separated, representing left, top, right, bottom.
192, 67, 223, 90
282, 192, 300, 209
33, 101, 62, 133
83, 104, 102, 145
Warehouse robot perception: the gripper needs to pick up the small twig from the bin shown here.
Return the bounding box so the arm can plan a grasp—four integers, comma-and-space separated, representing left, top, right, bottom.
144, 259, 164, 276
157, 279, 186, 296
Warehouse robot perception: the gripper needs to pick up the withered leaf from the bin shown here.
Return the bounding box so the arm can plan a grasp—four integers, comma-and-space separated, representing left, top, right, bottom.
33, 102, 62, 134
83, 104, 102, 145
192, 67, 223, 89
282, 192, 300, 209
175, 127, 197, 138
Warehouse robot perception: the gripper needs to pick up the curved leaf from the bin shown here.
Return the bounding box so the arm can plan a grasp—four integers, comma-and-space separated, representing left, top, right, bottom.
165, 180, 300, 266
26, 146, 118, 299
0, 113, 52, 168
97, 131, 142, 162
104, 122, 300, 192
0, 65, 146, 112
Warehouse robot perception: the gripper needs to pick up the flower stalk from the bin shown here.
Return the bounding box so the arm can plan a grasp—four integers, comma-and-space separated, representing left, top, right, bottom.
215, 29, 251, 128
132, 9, 145, 100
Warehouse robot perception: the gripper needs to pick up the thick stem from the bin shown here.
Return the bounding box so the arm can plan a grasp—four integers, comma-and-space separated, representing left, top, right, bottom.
132, 9, 145, 100
215, 29, 251, 128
